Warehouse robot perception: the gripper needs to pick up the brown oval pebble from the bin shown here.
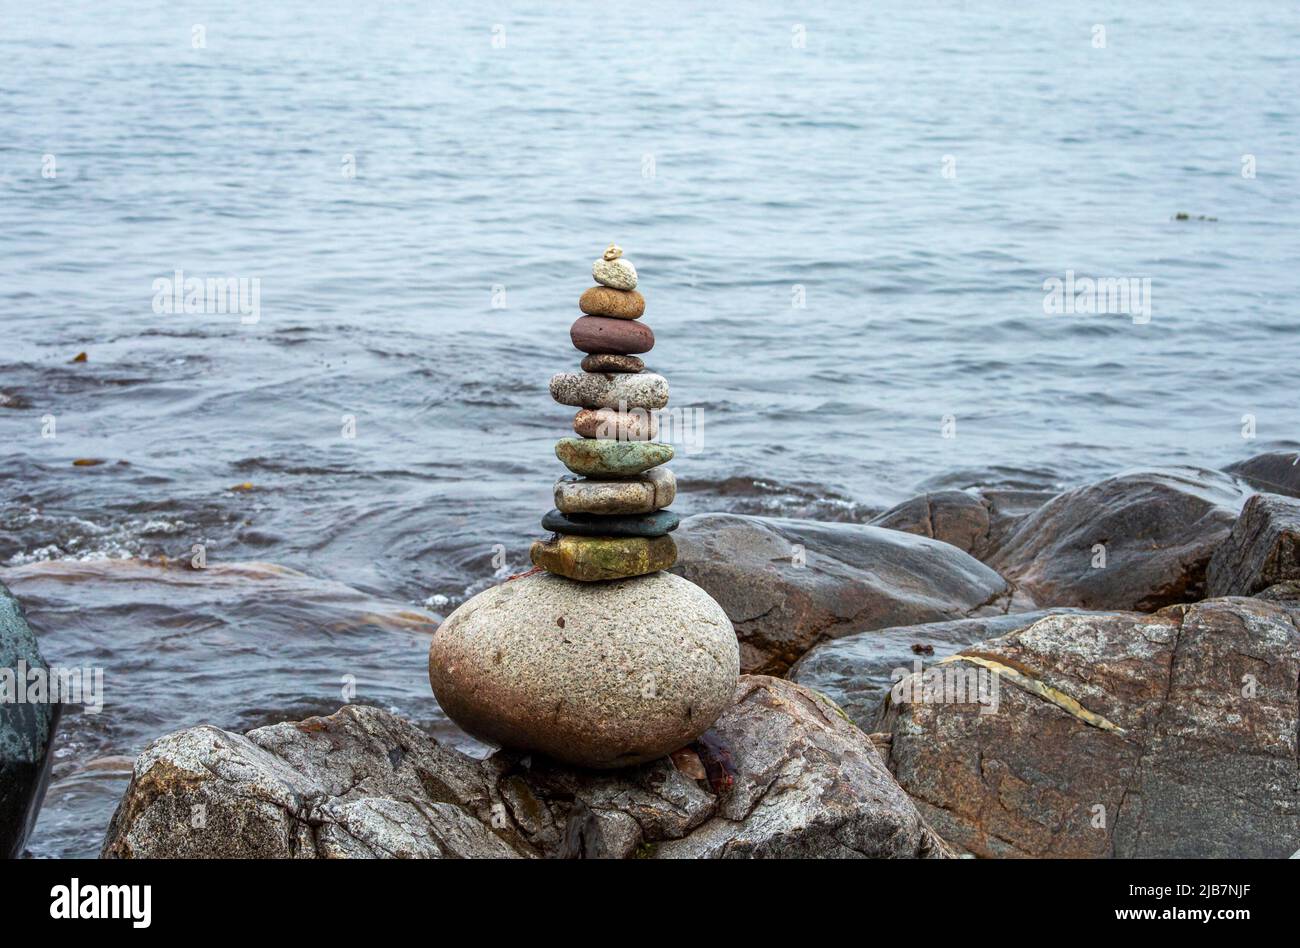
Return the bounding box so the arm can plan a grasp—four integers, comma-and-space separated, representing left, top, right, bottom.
579, 285, 645, 319
570, 316, 654, 355
581, 353, 644, 373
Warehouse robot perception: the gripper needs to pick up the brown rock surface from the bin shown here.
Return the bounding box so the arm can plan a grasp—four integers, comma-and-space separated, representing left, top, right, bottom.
987, 467, 1250, 610
669, 513, 1022, 675
581, 353, 644, 374
880, 596, 1300, 857
104, 679, 952, 859
1206, 492, 1300, 596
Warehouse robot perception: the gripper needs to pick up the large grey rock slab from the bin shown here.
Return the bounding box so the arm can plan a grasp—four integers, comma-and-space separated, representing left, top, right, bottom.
102, 677, 952, 859
986, 467, 1250, 610
880, 596, 1300, 858
1207, 493, 1300, 597
0, 581, 60, 859
670, 513, 1022, 675
788, 609, 1094, 731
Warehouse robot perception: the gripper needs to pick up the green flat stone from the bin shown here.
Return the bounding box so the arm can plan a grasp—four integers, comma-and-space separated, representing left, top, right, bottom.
555, 438, 673, 477
529, 534, 677, 581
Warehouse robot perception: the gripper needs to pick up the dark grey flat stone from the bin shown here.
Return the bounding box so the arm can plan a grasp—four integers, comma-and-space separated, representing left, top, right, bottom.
541, 508, 679, 538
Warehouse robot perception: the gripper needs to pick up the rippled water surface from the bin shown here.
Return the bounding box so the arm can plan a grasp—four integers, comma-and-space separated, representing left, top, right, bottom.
1, 2, 1298, 856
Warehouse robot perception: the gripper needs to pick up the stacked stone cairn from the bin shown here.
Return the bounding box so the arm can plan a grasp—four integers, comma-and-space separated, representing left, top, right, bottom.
534, 244, 678, 580
428, 245, 740, 769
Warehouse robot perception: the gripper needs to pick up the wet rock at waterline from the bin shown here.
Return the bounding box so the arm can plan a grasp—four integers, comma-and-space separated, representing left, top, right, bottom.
1206, 492, 1300, 596
670, 513, 1020, 675
428, 571, 736, 768
788, 608, 1096, 731
0, 582, 60, 859
987, 467, 1250, 610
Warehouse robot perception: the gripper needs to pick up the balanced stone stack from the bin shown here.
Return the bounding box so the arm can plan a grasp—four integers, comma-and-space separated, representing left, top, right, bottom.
428, 246, 740, 769
534, 244, 679, 580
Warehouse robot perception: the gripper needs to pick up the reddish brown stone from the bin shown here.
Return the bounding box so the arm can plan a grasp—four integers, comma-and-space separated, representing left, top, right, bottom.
581, 353, 644, 373
570, 316, 654, 356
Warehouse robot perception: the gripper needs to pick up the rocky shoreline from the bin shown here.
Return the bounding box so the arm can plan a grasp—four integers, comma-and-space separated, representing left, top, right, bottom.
7, 452, 1300, 858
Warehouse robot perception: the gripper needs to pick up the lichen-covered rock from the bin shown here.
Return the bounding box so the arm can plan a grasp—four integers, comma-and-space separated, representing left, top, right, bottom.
788, 609, 1094, 731
987, 467, 1250, 610
670, 513, 1021, 675
880, 596, 1300, 857
592, 255, 637, 290
530, 534, 677, 581
555, 437, 673, 476
429, 571, 736, 767
103, 678, 952, 859
1206, 492, 1300, 596
0, 582, 60, 859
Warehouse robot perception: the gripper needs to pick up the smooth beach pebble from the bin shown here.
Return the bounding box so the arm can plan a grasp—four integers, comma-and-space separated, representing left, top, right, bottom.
427, 570, 739, 768
530, 534, 677, 582
555, 437, 673, 476
580, 353, 644, 374
570, 315, 654, 355
554, 468, 677, 515
592, 256, 638, 291
550, 371, 668, 411
541, 508, 680, 538
579, 285, 645, 319
573, 407, 658, 441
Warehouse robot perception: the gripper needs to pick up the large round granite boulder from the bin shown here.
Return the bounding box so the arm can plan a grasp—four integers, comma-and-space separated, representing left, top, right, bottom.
429, 570, 739, 769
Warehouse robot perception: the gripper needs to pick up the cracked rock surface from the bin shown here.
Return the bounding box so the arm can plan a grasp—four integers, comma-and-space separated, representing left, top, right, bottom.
102, 676, 952, 859
670, 513, 1026, 676
880, 591, 1300, 857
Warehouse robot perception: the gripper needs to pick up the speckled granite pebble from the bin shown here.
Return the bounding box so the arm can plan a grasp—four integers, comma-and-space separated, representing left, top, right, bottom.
428, 570, 738, 768
550, 371, 668, 411
592, 256, 638, 291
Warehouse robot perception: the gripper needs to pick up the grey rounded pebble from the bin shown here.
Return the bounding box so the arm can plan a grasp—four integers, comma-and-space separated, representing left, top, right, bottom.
428, 571, 739, 768
555, 468, 677, 514
550, 372, 668, 411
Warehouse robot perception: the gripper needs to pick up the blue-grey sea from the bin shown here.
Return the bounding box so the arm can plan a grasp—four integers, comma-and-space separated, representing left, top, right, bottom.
1, 1, 1297, 855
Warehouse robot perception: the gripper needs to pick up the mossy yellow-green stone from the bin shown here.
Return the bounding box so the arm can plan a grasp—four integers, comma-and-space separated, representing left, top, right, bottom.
530, 534, 677, 581
555, 437, 673, 476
